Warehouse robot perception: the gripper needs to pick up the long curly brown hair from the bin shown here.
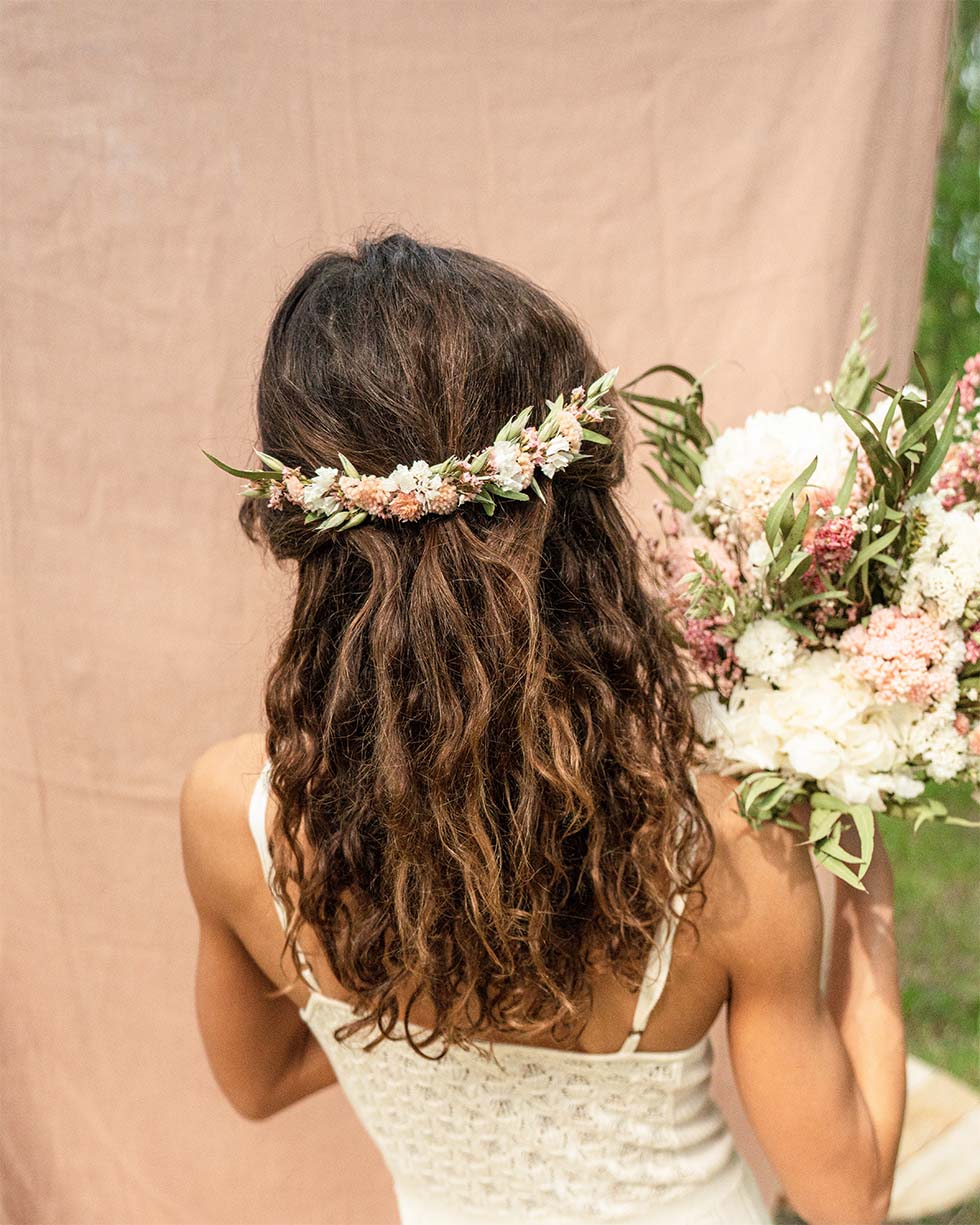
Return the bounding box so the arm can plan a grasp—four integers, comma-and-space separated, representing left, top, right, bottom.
239, 231, 712, 1057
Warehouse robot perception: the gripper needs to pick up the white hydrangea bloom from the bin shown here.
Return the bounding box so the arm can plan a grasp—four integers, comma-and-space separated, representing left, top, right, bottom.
695, 649, 913, 810
695, 407, 853, 541
906, 711, 969, 782
733, 618, 799, 685
900, 493, 980, 622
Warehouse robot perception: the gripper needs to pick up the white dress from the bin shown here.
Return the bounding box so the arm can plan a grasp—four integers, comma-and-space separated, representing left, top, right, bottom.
249, 762, 771, 1225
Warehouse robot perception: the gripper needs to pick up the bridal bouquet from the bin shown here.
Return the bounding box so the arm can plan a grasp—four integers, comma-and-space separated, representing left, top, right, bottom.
626, 312, 980, 887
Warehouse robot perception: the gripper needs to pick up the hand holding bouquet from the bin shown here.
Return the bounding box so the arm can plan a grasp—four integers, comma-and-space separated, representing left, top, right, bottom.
628, 312, 980, 887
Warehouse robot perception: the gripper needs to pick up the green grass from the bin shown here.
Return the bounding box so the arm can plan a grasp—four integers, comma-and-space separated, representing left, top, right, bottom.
882, 816, 980, 1090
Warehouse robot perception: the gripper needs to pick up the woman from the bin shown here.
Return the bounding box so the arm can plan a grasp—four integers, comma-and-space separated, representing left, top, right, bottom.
180, 232, 905, 1224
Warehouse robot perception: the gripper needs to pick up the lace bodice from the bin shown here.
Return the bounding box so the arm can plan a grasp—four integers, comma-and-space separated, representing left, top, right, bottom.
248, 761, 767, 1225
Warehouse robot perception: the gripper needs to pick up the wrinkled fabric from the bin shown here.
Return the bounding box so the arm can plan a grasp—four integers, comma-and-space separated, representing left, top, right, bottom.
1, 2, 949, 1222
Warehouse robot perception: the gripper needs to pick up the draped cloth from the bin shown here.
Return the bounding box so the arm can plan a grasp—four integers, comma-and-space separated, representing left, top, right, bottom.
1, 2, 950, 1221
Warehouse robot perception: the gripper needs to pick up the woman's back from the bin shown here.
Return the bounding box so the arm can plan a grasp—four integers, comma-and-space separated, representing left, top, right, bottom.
246, 757, 770, 1225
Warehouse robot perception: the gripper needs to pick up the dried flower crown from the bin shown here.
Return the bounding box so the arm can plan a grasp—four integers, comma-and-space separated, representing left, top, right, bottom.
203, 369, 618, 531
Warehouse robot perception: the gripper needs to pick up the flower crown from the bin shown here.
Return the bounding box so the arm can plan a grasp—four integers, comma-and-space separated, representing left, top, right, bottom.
203, 369, 618, 532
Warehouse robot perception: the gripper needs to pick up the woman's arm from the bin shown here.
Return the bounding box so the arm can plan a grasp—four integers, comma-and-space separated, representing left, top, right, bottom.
700, 777, 905, 1225
180, 739, 338, 1120
823, 820, 905, 1202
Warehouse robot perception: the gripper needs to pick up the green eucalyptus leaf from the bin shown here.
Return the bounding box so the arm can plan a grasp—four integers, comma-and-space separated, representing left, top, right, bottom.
783, 587, 851, 613
765, 458, 817, 553
834, 449, 859, 512
832, 401, 901, 494
850, 804, 875, 878
843, 522, 902, 583
896, 371, 957, 457
912, 352, 934, 401
772, 613, 819, 643
908, 385, 961, 494
253, 450, 286, 472
643, 463, 695, 510
618, 363, 697, 394
581, 429, 612, 445
316, 510, 350, 531
202, 450, 272, 481
662, 457, 698, 496
818, 835, 864, 866
485, 485, 530, 501
878, 389, 902, 438
622, 391, 688, 414
813, 842, 868, 891
738, 772, 786, 819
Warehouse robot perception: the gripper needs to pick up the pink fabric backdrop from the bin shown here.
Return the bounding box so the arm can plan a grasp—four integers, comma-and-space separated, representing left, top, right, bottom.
2, 1, 950, 1221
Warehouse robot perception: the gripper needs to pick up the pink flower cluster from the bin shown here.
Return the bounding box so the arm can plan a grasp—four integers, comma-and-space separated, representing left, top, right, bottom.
956, 353, 980, 415
840, 606, 951, 707
934, 437, 980, 510
965, 621, 980, 665
809, 515, 858, 574
957, 711, 980, 756
684, 616, 743, 699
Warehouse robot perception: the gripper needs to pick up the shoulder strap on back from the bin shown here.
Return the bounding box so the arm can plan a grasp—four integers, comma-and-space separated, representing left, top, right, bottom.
619, 778, 704, 1052
618, 888, 687, 1053
247, 760, 322, 994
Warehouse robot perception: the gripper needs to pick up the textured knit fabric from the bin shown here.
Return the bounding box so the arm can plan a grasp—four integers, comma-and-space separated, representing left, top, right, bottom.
249, 761, 771, 1224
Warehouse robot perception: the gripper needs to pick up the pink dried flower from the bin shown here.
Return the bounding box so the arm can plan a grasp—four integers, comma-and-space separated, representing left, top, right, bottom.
389, 490, 424, 522
840, 606, 950, 706
683, 616, 743, 699
283, 474, 306, 506
456, 462, 489, 501
520, 426, 546, 465
954, 712, 970, 736
934, 437, 980, 510
965, 622, 980, 665
426, 481, 460, 516
956, 353, 980, 414
267, 483, 285, 510
555, 409, 584, 453
968, 727, 980, 756
345, 475, 392, 516
810, 515, 858, 574
514, 449, 535, 485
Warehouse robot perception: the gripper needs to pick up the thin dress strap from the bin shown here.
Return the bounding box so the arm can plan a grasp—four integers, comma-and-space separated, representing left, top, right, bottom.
618, 888, 688, 1054
247, 760, 322, 994
618, 779, 701, 1053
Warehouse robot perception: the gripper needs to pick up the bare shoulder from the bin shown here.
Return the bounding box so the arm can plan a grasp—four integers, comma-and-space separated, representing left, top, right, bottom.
693, 773, 823, 981
179, 732, 267, 922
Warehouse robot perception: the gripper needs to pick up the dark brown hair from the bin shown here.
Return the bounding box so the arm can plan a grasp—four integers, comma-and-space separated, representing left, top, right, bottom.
240, 230, 711, 1057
